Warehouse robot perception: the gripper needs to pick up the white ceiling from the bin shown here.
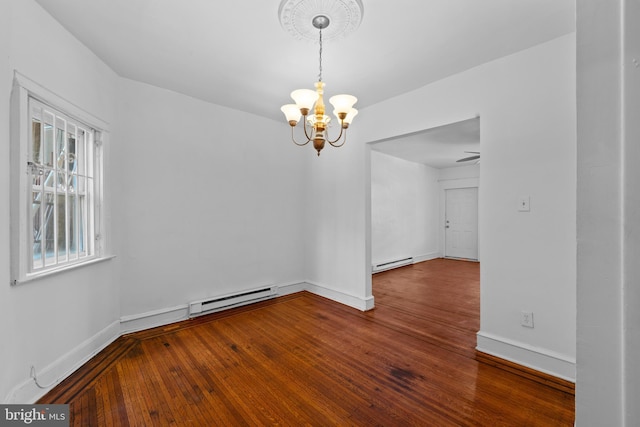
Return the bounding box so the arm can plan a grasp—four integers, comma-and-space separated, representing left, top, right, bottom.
33, 0, 574, 166
371, 117, 480, 169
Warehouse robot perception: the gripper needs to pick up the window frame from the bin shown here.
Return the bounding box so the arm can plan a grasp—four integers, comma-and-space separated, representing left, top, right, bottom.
10, 72, 111, 285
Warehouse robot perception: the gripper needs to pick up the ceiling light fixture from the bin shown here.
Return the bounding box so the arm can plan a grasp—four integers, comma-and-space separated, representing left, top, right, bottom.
278, 0, 363, 156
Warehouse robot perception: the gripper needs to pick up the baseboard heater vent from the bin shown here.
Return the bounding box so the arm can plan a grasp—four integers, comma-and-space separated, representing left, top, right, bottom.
189, 286, 278, 317
372, 257, 413, 273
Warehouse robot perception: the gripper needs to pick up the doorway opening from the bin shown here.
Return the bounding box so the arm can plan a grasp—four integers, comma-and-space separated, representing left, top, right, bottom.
367, 115, 481, 354
369, 116, 480, 271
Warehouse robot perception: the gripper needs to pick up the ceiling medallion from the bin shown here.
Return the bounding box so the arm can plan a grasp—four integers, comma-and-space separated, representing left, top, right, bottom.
278, 0, 364, 42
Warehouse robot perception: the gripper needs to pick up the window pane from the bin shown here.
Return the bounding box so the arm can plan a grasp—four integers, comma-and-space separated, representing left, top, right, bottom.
68, 132, 77, 174
43, 166, 54, 189
79, 194, 86, 256
31, 164, 43, 189
44, 192, 56, 266
43, 112, 54, 167
68, 174, 77, 193
68, 194, 78, 259
76, 129, 86, 176
31, 191, 42, 268
57, 171, 67, 191
55, 124, 65, 171
31, 104, 42, 164
57, 194, 66, 260
31, 120, 42, 165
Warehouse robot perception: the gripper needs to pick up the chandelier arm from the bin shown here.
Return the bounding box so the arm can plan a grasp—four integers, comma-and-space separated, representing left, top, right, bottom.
328, 133, 347, 148
326, 121, 347, 146
290, 124, 311, 146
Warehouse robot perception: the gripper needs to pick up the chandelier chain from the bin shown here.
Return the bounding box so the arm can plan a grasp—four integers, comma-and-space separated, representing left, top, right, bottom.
318, 29, 323, 82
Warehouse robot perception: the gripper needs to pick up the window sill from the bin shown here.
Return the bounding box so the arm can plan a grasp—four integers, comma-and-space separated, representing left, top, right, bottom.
12, 255, 117, 286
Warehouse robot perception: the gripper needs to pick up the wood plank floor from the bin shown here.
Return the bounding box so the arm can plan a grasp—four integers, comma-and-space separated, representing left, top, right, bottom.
39, 258, 575, 426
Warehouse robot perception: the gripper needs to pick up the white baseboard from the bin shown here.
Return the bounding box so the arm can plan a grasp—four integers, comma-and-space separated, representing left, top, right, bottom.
476, 331, 576, 382
6, 320, 121, 404
372, 253, 442, 273
413, 252, 442, 264
304, 281, 375, 311
120, 304, 189, 335
276, 281, 375, 311
275, 281, 308, 296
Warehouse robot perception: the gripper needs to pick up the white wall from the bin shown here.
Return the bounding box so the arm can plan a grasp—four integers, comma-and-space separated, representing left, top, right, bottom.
0, 0, 13, 406
1, 0, 120, 403
114, 78, 310, 324
354, 34, 577, 379
371, 151, 440, 267
438, 164, 480, 182
623, 1, 640, 422
576, 0, 640, 424
304, 129, 374, 310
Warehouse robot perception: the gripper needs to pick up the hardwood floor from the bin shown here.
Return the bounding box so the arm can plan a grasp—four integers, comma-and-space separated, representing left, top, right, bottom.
39, 258, 575, 426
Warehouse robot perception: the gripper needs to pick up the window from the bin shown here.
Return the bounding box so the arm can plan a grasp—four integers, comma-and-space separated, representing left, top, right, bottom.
28, 99, 96, 271
11, 73, 109, 284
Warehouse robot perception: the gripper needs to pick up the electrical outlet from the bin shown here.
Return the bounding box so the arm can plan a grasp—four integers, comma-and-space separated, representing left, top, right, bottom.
521, 311, 534, 328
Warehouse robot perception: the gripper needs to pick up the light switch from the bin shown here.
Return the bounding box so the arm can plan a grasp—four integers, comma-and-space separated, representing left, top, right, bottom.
518, 196, 530, 212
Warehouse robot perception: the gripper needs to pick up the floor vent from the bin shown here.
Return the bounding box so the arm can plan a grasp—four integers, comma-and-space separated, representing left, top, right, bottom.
189, 286, 277, 317
372, 257, 413, 273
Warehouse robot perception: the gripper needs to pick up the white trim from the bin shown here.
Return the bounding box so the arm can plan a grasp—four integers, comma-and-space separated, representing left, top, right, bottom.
5, 320, 121, 404
274, 281, 309, 296
476, 331, 576, 382
304, 281, 375, 311
120, 305, 189, 335
413, 252, 441, 264
13, 71, 109, 130
13, 255, 116, 286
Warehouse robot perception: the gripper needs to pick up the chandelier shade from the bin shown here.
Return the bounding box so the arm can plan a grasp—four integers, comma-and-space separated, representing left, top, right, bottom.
329, 94, 357, 116
280, 104, 302, 124
279, 0, 362, 156
341, 108, 358, 124
290, 89, 319, 113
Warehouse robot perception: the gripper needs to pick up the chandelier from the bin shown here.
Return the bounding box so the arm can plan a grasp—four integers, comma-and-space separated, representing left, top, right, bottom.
279, 0, 363, 156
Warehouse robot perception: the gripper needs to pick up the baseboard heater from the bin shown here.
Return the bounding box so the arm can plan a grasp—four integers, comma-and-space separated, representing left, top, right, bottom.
372, 257, 413, 273
189, 286, 278, 317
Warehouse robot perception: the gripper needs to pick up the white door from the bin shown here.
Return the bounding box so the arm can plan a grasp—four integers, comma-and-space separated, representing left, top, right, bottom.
445, 187, 478, 260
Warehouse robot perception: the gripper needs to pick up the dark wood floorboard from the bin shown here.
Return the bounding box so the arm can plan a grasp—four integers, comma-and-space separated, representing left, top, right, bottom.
39, 258, 574, 426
